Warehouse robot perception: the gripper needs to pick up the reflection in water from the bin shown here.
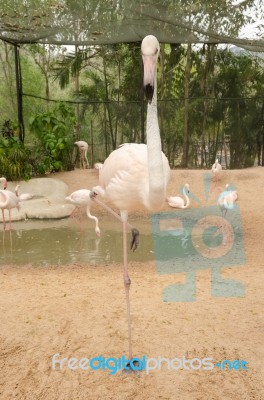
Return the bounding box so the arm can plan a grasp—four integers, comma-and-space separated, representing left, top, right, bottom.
0, 218, 154, 266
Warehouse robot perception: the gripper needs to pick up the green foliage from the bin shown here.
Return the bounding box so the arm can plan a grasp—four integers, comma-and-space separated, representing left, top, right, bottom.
29, 102, 76, 174
0, 136, 31, 180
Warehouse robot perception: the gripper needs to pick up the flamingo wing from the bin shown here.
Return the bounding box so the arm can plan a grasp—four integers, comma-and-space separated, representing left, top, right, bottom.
97, 143, 170, 211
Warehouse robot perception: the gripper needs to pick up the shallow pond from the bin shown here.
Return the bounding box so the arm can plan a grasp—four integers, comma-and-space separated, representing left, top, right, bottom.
0, 217, 155, 266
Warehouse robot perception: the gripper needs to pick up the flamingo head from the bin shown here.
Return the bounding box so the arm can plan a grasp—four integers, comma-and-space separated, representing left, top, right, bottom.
184, 183, 190, 193
95, 227, 101, 237
141, 35, 160, 103
0, 177, 7, 189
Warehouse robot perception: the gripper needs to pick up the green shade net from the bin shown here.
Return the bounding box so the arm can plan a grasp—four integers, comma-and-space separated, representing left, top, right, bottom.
0, 0, 264, 51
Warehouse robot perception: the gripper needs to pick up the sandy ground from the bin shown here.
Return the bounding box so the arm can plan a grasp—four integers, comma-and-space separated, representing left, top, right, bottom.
0, 167, 264, 400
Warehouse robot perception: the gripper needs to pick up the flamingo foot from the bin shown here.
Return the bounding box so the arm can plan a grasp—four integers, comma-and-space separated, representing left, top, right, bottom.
130, 228, 139, 252
123, 359, 144, 374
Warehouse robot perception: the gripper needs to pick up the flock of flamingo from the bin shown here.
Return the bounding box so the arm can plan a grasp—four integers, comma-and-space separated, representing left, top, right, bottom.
0, 35, 239, 366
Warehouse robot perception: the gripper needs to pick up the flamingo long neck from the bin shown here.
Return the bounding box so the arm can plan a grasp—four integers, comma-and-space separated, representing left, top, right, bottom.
147, 70, 165, 210
183, 188, 190, 208
86, 207, 99, 230
0, 191, 9, 208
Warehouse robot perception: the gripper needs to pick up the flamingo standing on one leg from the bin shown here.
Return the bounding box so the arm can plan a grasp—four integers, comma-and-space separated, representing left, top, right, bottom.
91, 35, 171, 362
74, 141, 89, 169
65, 189, 100, 237
167, 183, 190, 208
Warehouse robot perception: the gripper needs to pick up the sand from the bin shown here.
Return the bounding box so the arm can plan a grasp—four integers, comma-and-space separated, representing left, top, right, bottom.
0, 167, 263, 400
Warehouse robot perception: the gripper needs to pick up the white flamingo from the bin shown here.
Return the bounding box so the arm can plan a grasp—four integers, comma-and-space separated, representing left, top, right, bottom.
0, 190, 20, 231
94, 163, 104, 170
65, 189, 100, 237
0, 177, 8, 190
91, 35, 171, 362
74, 141, 89, 169
212, 158, 222, 177
217, 184, 238, 218
15, 185, 34, 201
167, 183, 190, 208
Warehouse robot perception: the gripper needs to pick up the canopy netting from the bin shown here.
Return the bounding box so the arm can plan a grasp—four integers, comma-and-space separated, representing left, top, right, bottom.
0, 0, 264, 51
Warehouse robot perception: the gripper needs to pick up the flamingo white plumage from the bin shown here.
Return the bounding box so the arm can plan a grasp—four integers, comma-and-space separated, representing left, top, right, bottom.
74, 141, 89, 169
0, 177, 20, 230
212, 158, 222, 176
65, 189, 100, 237
167, 183, 190, 208
15, 185, 34, 201
0, 177, 8, 190
94, 163, 104, 170
217, 184, 238, 218
91, 35, 170, 362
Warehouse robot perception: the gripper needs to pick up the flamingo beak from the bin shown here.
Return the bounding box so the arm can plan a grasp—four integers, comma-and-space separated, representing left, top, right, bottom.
142, 54, 156, 103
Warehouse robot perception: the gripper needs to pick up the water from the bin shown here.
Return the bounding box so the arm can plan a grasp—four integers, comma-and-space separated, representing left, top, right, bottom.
0, 217, 155, 266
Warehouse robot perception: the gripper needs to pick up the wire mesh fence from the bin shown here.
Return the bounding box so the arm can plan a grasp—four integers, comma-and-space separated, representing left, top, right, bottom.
1, 92, 264, 170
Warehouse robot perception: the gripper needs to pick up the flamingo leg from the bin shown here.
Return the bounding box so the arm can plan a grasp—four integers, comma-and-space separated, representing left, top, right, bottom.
122, 212, 132, 361
8, 210, 12, 231
91, 194, 139, 250
2, 209, 6, 230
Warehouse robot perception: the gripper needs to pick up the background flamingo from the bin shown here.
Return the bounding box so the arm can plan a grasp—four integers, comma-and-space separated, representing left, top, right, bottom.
212, 158, 222, 177
74, 141, 89, 169
65, 189, 100, 237
15, 185, 34, 201
217, 183, 238, 218
0, 188, 20, 230
167, 183, 190, 208
0, 177, 8, 190
91, 35, 171, 362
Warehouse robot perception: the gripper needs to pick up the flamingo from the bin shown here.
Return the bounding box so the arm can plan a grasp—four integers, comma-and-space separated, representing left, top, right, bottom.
15, 185, 34, 201
167, 183, 190, 208
65, 189, 100, 237
212, 158, 222, 177
0, 177, 8, 190
91, 35, 171, 362
74, 141, 89, 169
94, 163, 104, 170
0, 188, 20, 230
217, 184, 238, 218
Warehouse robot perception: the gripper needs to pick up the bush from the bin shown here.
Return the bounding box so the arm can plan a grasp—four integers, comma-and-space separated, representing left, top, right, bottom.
29, 102, 76, 174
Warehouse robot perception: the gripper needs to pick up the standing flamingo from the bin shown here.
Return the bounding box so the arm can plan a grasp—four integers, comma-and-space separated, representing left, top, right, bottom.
74, 141, 89, 169
0, 177, 8, 190
167, 183, 190, 208
91, 35, 171, 363
212, 158, 222, 177
217, 184, 238, 218
0, 189, 20, 230
65, 189, 100, 237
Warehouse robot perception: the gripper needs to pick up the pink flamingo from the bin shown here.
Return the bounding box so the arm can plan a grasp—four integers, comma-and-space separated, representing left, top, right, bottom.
0, 177, 20, 230
167, 183, 190, 208
217, 184, 238, 218
74, 141, 89, 169
91, 35, 171, 362
65, 189, 100, 237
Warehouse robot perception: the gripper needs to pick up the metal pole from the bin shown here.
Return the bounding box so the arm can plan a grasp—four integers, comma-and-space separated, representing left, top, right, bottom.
14, 44, 25, 142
